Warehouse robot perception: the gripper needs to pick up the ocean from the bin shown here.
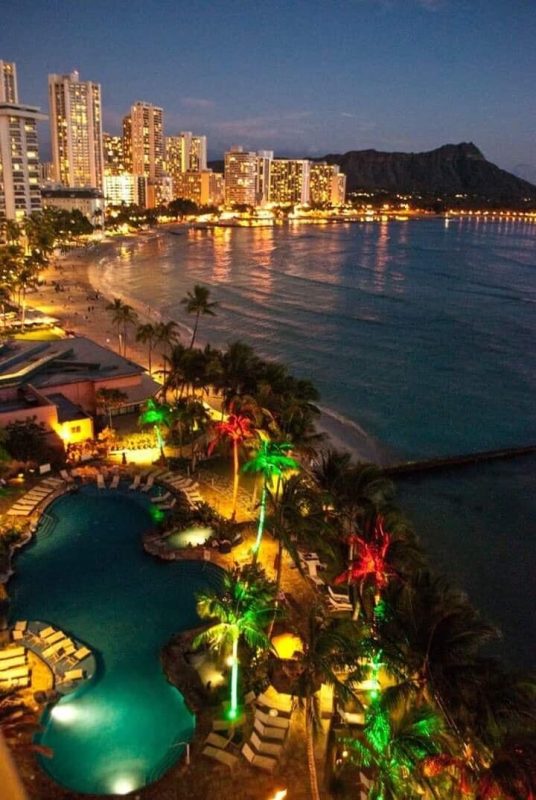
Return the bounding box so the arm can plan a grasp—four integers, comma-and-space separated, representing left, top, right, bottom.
90, 218, 536, 667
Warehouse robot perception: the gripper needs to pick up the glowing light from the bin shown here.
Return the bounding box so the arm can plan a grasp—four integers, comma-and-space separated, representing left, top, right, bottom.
225, 655, 235, 667
51, 704, 78, 724
112, 776, 136, 795
270, 791, 288, 800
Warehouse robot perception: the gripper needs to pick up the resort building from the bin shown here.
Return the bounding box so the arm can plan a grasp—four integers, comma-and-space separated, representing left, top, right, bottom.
269, 158, 311, 205
41, 186, 104, 221
48, 71, 104, 191
310, 162, 347, 205
173, 169, 224, 206
104, 174, 147, 207
0, 60, 46, 223
256, 150, 273, 205
224, 146, 258, 206
102, 133, 127, 176
0, 337, 159, 448
166, 132, 208, 198
123, 102, 164, 208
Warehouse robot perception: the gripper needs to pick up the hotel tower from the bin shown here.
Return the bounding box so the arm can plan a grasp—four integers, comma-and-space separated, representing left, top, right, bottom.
0, 60, 46, 223
48, 70, 104, 190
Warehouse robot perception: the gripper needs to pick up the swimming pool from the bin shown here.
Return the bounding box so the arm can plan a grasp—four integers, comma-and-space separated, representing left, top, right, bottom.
8, 485, 221, 795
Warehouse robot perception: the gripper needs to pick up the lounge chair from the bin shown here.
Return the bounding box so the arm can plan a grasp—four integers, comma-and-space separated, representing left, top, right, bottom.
255, 708, 290, 730
249, 731, 283, 758
0, 656, 27, 672
151, 491, 171, 504
128, 474, 141, 490
72, 646, 91, 662
40, 626, 58, 640
97, 473, 106, 489
204, 732, 232, 749
43, 630, 64, 645
0, 666, 30, 681
12, 630, 26, 641
63, 668, 85, 682
337, 703, 365, 726
328, 586, 351, 603
256, 691, 294, 715
141, 474, 155, 492
110, 474, 120, 489
0, 675, 29, 689
1, 646, 25, 659
242, 742, 278, 773
253, 719, 287, 742
202, 746, 238, 768
159, 499, 177, 510
60, 470, 74, 482
14, 621, 27, 633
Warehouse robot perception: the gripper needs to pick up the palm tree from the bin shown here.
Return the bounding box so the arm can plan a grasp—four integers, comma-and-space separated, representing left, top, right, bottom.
95, 387, 128, 430
105, 297, 139, 357
155, 320, 180, 378
242, 438, 299, 560
135, 322, 158, 374
194, 566, 275, 721
339, 700, 450, 800
294, 607, 365, 800
139, 397, 174, 457
208, 413, 255, 520
181, 284, 218, 349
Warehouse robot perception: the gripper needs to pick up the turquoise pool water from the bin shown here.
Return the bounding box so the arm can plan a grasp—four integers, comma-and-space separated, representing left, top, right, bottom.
8, 486, 221, 795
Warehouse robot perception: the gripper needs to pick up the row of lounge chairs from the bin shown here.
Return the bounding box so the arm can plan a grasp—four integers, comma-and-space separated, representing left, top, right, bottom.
7, 476, 65, 517
0, 644, 30, 689
11, 622, 92, 689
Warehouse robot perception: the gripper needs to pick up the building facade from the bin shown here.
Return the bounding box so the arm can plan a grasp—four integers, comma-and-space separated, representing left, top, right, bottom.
310, 162, 346, 205
174, 170, 224, 206
0, 61, 46, 223
123, 102, 164, 207
104, 174, 147, 207
256, 150, 273, 205
48, 71, 104, 190
269, 159, 311, 205
224, 146, 258, 206
103, 133, 126, 176
41, 187, 104, 221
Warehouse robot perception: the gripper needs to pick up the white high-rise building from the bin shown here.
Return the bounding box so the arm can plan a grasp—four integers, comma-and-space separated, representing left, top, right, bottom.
48, 70, 103, 190
0, 61, 46, 223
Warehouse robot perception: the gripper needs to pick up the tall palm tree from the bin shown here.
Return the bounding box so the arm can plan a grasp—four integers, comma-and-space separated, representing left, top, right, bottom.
135, 322, 158, 374
339, 700, 450, 800
95, 387, 128, 430
294, 607, 365, 800
181, 284, 218, 349
139, 397, 174, 457
242, 438, 299, 560
208, 413, 255, 520
194, 567, 275, 720
106, 297, 139, 357
155, 320, 180, 378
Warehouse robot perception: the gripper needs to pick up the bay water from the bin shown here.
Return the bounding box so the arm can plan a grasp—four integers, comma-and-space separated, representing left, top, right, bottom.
90, 218, 536, 667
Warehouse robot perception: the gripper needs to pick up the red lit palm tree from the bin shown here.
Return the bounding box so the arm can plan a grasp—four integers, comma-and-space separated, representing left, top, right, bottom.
208, 413, 255, 520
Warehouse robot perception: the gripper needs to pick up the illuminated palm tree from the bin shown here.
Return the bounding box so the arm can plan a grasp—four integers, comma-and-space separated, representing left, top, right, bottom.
242, 439, 299, 560
194, 567, 274, 721
139, 397, 174, 457
180, 284, 218, 349
106, 297, 139, 357
208, 413, 255, 520
339, 701, 450, 800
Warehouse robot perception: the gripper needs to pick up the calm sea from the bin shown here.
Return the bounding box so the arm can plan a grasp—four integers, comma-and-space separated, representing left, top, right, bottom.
90, 218, 536, 667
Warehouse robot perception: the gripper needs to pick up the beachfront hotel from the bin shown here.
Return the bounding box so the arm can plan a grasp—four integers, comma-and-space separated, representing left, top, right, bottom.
310, 162, 347, 206
48, 71, 104, 191
123, 101, 164, 208
224, 146, 259, 205
0, 61, 46, 222
269, 158, 311, 205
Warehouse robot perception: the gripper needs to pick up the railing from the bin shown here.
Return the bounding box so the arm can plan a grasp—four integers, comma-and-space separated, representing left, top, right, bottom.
144, 739, 191, 785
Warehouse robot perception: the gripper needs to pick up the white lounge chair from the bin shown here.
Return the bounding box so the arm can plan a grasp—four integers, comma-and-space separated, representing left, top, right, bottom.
202, 745, 238, 768
253, 719, 286, 742
97, 473, 106, 489
159, 499, 176, 510
0, 656, 27, 672
204, 732, 232, 749
151, 491, 171, 504
255, 708, 290, 730
141, 474, 155, 492
63, 668, 85, 682
250, 731, 283, 758
72, 646, 91, 662
14, 621, 27, 633
40, 626, 58, 640
242, 742, 278, 773
1, 646, 25, 660
256, 691, 293, 715
129, 474, 141, 490
110, 474, 120, 489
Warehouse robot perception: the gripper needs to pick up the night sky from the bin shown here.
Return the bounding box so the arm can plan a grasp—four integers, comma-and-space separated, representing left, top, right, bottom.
1, 0, 534, 176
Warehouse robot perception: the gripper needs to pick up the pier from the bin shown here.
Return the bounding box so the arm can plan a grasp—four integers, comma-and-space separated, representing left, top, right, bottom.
384, 444, 536, 478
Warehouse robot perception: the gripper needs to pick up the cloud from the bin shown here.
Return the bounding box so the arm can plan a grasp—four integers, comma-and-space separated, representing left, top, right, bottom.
180, 97, 215, 110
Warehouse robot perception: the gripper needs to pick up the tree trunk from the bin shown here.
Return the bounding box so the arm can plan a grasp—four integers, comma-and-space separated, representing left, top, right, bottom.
189, 312, 200, 349
252, 481, 267, 562
231, 440, 239, 520
306, 698, 321, 800
230, 634, 239, 718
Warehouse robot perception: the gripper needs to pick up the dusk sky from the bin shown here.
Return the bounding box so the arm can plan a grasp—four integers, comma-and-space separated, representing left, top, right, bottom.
1, 0, 535, 175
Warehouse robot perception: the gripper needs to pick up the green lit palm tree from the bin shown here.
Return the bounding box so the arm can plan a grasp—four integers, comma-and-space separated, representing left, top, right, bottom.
242, 438, 299, 560
339, 701, 450, 800
139, 397, 174, 458
181, 284, 218, 349
194, 567, 274, 721
106, 297, 139, 357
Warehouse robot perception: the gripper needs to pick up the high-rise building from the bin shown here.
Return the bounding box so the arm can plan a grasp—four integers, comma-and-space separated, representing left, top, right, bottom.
269, 159, 311, 205
166, 132, 208, 196
48, 70, 104, 190
190, 135, 207, 171
310, 162, 346, 205
0, 61, 46, 223
104, 174, 147, 207
123, 102, 164, 207
103, 133, 126, 176
224, 146, 258, 206
174, 170, 224, 206
256, 150, 273, 205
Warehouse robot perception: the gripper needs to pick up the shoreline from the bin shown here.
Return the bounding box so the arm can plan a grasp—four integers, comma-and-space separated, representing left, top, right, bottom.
28, 232, 387, 463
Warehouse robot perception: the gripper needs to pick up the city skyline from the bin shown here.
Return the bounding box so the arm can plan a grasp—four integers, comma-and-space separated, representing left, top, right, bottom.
0, 0, 534, 178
